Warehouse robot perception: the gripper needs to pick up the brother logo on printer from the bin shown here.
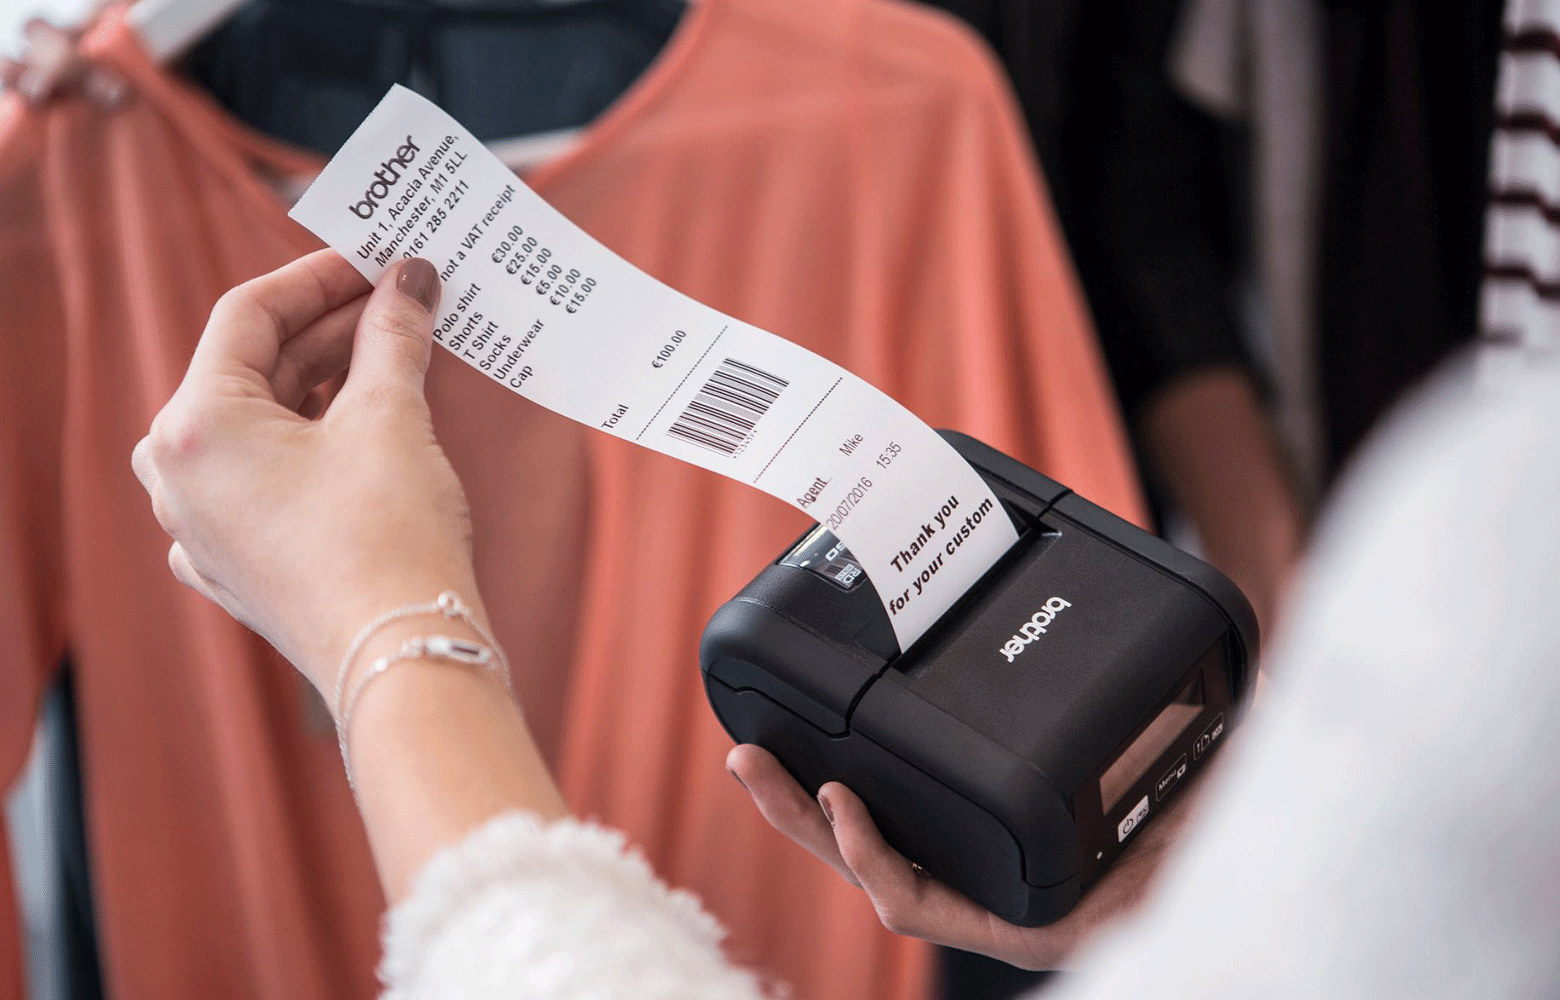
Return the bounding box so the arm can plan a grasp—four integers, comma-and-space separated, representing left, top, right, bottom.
347, 135, 421, 219
999, 597, 1071, 662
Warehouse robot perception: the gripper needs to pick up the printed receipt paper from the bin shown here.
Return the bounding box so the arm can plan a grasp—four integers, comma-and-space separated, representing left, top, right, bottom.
290, 86, 1016, 648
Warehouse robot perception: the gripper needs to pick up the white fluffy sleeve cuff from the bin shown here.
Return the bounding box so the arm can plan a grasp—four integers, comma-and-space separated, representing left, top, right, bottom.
379, 811, 772, 1000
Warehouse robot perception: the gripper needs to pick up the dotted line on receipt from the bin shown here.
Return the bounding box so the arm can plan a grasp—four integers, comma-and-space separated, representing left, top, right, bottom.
755, 376, 844, 483
636, 325, 728, 441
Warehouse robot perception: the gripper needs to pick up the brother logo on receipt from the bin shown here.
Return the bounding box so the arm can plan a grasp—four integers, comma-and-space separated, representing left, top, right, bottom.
290, 85, 1018, 648
346, 134, 422, 220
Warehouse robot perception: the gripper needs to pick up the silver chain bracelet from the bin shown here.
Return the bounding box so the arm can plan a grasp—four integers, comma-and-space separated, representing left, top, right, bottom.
331, 591, 508, 722
336, 633, 511, 791
330, 592, 512, 790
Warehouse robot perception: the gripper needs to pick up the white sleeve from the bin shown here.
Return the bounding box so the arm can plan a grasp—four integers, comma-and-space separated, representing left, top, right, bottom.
1040, 368, 1560, 1000
379, 812, 770, 1000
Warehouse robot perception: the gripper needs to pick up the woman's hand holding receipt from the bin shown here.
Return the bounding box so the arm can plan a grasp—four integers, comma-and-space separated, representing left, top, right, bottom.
132, 252, 567, 902
131, 251, 476, 689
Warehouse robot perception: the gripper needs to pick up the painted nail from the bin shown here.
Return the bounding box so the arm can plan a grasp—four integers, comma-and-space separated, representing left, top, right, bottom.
818, 789, 836, 826
397, 258, 440, 313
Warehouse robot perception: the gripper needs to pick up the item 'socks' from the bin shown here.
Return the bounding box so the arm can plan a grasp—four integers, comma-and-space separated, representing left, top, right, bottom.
290, 85, 1016, 648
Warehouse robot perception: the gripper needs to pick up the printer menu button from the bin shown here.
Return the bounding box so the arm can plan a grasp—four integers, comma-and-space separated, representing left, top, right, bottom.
1155, 753, 1189, 801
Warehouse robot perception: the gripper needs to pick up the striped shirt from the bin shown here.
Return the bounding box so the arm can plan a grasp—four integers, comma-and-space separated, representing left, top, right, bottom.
1483, 0, 1560, 363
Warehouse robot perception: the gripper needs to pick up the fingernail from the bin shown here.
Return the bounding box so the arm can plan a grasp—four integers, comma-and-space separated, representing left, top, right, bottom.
728, 768, 748, 792
818, 789, 835, 826
396, 258, 440, 313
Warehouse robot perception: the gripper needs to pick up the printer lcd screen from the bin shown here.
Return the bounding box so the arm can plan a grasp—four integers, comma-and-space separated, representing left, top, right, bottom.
1100, 674, 1205, 812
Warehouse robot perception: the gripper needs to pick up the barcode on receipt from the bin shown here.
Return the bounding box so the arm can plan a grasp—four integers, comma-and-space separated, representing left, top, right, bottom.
667, 358, 789, 456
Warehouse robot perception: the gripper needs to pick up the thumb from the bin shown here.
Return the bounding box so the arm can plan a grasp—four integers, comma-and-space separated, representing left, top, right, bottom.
338, 258, 442, 410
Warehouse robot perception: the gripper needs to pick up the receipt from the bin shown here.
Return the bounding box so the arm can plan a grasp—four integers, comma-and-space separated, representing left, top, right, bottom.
290, 86, 1017, 647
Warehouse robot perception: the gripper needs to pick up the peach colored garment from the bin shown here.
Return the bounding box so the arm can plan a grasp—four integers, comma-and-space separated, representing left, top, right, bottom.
0, 2, 1144, 999
0, 13, 588, 1000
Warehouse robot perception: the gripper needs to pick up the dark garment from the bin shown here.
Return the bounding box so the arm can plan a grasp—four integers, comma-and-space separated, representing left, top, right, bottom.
1317, 0, 1505, 476
186, 0, 685, 155
941, 945, 1055, 999
925, 0, 1250, 435
43, 667, 107, 1000
940, 0, 1512, 483
918, 0, 1079, 204
1059, 2, 1252, 428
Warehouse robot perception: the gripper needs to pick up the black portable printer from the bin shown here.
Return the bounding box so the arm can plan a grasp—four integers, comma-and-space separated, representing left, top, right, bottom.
700, 432, 1257, 926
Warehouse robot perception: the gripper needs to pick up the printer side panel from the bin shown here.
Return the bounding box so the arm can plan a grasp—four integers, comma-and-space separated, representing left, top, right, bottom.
703, 672, 1081, 927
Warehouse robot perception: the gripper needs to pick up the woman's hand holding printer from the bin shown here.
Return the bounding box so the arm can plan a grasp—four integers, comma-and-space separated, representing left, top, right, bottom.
729, 743, 1199, 970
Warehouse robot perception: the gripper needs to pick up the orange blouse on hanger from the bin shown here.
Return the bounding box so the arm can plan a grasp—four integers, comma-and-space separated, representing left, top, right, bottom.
0, 2, 1144, 998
